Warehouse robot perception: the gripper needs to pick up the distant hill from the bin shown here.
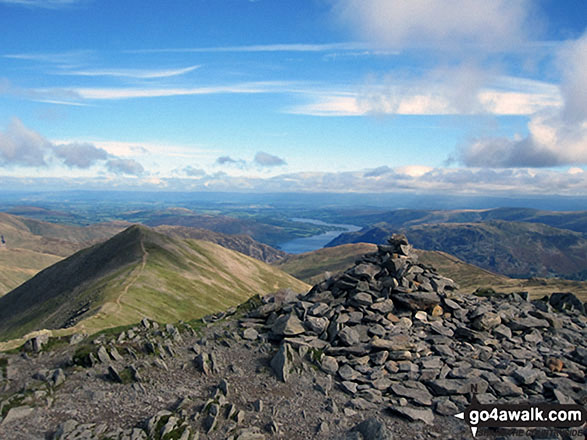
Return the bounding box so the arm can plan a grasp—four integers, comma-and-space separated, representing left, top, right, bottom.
326, 220, 587, 280
330, 207, 587, 234
0, 225, 308, 341
276, 243, 587, 300
0, 213, 128, 295
153, 225, 286, 263
124, 209, 297, 247
275, 243, 377, 284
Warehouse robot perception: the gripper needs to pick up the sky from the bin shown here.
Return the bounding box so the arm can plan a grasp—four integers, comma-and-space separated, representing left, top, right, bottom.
0, 0, 586, 196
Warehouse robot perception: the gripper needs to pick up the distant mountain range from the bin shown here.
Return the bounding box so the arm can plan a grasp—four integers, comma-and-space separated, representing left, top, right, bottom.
329, 207, 587, 233
0, 225, 308, 342
124, 208, 326, 248
327, 219, 587, 280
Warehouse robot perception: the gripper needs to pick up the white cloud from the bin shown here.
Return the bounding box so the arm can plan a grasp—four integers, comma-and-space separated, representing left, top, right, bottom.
0, 119, 149, 174
458, 32, 587, 168
288, 73, 561, 117
0, 0, 81, 8
254, 151, 286, 167
59, 65, 200, 79
52, 142, 108, 168
127, 43, 372, 54
0, 118, 50, 167
333, 0, 531, 51
72, 81, 292, 100
558, 33, 587, 123
1, 165, 585, 196
105, 158, 145, 176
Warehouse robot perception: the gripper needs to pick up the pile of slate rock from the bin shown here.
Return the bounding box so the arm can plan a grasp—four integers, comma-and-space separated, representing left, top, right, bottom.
250, 234, 587, 425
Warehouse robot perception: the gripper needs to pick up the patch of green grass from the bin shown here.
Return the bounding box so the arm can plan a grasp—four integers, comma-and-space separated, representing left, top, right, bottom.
235, 294, 263, 316
0, 357, 7, 379
72, 343, 97, 367
118, 367, 134, 385
162, 425, 187, 440
94, 323, 136, 340
40, 336, 69, 353
185, 319, 207, 335
308, 348, 324, 364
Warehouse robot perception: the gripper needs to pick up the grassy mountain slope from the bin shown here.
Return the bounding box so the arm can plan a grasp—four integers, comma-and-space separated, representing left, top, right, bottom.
0, 213, 128, 295
327, 220, 587, 280
0, 225, 309, 341
153, 225, 286, 263
275, 243, 378, 284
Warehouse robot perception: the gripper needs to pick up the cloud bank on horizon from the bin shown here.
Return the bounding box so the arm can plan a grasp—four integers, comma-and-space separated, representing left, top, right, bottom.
0, 0, 585, 195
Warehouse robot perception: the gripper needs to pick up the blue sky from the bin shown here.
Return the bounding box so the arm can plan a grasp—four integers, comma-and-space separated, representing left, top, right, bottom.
0, 0, 586, 195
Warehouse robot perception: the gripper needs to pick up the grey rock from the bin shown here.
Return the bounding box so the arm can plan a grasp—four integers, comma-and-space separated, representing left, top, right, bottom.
471, 312, 501, 331
338, 326, 361, 346
338, 364, 360, 381
321, 356, 339, 375
97, 346, 111, 364
235, 428, 265, 440
194, 353, 211, 375
108, 365, 123, 383
427, 378, 487, 396
351, 292, 374, 307
24, 334, 49, 353
349, 417, 393, 440
492, 324, 512, 339
504, 316, 550, 331
243, 327, 259, 341
434, 399, 459, 416
513, 367, 541, 385
390, 406, 434, 425
341, 381, 358, 394
392, 292, 441, 311
370, 299, 395, 314
1, 405, 34, 426
51, 368, 66, 387
271, 313, 305, 336
390, 383, 433, 406
305, 316, 329, 334
271, 342, 295, 382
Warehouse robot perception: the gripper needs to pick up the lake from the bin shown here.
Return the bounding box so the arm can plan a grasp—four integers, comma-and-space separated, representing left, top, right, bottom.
279, 218, 361, 254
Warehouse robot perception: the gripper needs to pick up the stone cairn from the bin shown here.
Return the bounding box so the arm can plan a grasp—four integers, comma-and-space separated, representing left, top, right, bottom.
250, 234, 587, 424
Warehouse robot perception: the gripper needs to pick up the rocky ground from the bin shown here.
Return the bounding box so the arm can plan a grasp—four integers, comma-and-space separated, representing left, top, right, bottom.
0, 235, 585, 440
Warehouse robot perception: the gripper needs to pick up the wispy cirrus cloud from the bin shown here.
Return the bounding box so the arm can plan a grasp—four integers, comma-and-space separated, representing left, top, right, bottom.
127, 42, 374, 54
72, 81, 295, 100
56, 65, 200, 79
3, 50, 93, 65
0, 0, 83, 8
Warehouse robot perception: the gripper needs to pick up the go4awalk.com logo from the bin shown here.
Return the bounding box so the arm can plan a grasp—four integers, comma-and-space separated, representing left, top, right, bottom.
454, 398, 586, 437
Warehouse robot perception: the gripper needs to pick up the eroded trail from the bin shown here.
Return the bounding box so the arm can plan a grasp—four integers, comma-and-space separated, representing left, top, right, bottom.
114, 236, 149, 313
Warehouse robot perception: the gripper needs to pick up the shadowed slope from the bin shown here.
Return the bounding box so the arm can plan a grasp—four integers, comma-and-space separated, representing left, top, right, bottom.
0, 225, 309, 341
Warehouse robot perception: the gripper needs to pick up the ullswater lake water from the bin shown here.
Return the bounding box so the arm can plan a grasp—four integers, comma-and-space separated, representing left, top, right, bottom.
278, 218, 361, 254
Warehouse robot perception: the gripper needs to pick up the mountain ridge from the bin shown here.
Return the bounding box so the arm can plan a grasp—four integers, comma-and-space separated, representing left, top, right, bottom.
0, 224, 308, 342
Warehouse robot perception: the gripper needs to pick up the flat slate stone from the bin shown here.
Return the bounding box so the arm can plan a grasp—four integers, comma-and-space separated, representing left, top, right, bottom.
390, 406, 435, 425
